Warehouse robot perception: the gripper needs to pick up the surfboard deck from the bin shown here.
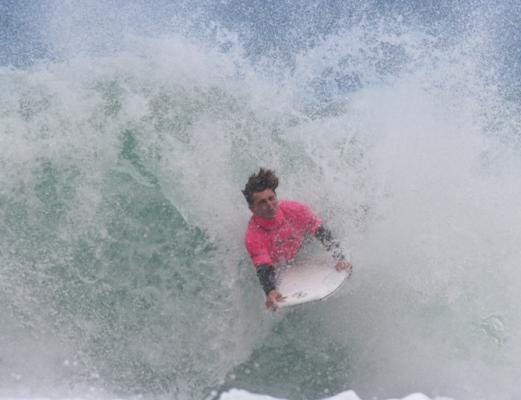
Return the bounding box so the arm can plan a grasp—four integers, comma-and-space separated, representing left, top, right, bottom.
275, 261, 349, 308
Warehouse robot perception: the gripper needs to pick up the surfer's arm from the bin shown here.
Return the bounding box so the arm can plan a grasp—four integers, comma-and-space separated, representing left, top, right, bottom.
257, 264, 284, 310
256, 264, 277, 294
315, 226, 353, 274
315, 226, 345, 261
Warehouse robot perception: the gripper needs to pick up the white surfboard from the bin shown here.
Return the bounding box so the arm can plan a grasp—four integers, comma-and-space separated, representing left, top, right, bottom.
275, 260, 349, 308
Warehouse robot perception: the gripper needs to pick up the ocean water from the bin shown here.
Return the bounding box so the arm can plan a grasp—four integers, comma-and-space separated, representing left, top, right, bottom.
2, 1, 521, 399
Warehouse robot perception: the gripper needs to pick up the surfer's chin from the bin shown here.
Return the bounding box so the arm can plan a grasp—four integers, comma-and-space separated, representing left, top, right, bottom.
265, 209, 278, 219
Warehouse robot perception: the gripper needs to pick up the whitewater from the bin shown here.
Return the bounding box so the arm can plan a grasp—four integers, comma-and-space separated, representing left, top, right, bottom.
2, 1, 521, 399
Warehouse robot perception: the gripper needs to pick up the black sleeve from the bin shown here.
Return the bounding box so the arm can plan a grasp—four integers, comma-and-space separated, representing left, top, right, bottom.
315, 225, 345, 261
256, 264, 276, 295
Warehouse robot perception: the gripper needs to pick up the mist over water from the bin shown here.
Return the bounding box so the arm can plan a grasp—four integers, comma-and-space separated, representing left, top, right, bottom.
2, 1, 521, 399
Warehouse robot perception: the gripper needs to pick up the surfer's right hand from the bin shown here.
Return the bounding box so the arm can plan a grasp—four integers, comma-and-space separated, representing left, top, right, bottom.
265, 290, 284, 311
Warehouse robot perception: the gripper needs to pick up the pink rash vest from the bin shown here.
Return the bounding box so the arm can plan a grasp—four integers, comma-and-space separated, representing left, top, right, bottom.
245, 200, 322, 268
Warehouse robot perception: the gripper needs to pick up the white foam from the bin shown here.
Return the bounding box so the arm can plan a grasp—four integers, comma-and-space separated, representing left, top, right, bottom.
218, 389, 453, 400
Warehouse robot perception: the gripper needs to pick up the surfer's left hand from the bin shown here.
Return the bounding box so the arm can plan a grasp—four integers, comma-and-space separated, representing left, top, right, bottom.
335, 260, 352, 276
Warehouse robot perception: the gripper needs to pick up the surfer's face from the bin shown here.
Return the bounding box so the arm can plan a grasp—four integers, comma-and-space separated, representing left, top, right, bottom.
250, 189, 279, 219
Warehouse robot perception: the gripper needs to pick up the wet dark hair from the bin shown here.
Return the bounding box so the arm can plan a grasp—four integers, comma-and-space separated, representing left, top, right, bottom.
242, 168, 279, 205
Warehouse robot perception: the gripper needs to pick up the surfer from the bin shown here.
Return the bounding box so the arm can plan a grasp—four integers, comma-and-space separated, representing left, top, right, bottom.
243, 168, 353, 310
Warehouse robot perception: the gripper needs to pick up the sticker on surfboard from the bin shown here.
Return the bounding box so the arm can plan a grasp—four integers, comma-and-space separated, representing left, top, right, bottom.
275, 258, 349, 308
